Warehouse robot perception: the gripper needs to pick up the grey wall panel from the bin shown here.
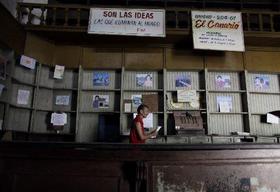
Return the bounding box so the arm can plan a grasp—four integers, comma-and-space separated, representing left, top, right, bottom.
123, 71, 159, 90
32, 111, 48, 133
247, 73, 279, 92
76, 113, 98, 142
32, 111, 72, 134
208, 93, 242, 113
80, 91, 115, 112
13, 65, 36, 84
166, 71, 200, 90
82, 70, 119, 89
6, 107, 30, 132
39, 66, 78, 89
39, 66, 53, 88
208, 114, 244, 135
121, 113, 133, 134
10, 84, 33, 108
36, 88, 53, 110
250, 115, 280, 136
54, 69, 78, 89
53, 90, 73, 111
207, 72, 241, 90
249, 94, 280, 113
0, 79, 9, 102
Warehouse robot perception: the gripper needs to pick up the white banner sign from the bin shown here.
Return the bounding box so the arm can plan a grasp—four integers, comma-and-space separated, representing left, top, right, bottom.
88, 8, 165, 37
192, 11, 244, 52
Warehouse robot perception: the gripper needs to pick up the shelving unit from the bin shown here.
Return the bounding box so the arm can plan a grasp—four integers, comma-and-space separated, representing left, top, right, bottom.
247, 72, 280, 136
6, 55, 36, 133
76, 68, 121, 142
206, 71, 248, 135
1, 46, 280, 143
165, 69, 207, 135
121, 69, 164, 135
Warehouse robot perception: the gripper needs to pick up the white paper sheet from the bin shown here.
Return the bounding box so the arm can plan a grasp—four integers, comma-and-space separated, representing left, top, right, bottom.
54, 65, 65, 79
124, 103, 132, 112
219, 101, 231, 112
217, 96, 232, 112
177, 90, 197, 102
55, 95, 70, 105
20, 55, 36, 69
51, 112, 67, 126
267, 113, 279, 124
17, 89, 30, 105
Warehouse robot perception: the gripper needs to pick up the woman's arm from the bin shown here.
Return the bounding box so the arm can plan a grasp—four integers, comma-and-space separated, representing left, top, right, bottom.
135, 122, 157, 140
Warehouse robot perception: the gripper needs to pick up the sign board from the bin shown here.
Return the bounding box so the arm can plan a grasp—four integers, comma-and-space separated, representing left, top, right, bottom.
88, 8, 165, 37
191, 11, 245, 52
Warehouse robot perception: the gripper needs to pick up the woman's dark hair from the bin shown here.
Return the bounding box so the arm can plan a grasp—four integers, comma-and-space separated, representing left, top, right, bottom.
137, 104, 149, 114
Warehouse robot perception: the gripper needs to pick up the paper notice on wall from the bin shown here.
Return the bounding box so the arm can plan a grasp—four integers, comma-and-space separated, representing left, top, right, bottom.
54, 65, 65, 79
88, 8, 165, 37
17, 89, 30, 105
218, 101, 231, 112
51, 112, 67, 126
267, 113, 279, 124
124, 100, 132, 112
55, 95, 70, 105
217, 96, 232, 112
133, 113, 153, 128
191, 11, 244, 52
20, 55, 36, 69
177, 90, 197, 102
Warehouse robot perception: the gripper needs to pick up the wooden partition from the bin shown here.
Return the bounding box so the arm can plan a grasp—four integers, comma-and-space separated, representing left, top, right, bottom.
165, 48, 204, 70
205, 51, 244, 71
24, 33, 55, 64
82, 48, 122, 69
125, 48, 164, 70
53, 45, 82, 68
245, 50, 280, 72
1, 143, 280, 192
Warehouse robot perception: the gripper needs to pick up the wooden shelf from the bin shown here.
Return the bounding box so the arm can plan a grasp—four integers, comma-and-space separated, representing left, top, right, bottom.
80, 111, 120, 114
251, 113, 265, 115
123, 89, 163, 92
81, 88, 121, 91
167, 89, 206, 92
11, 77, 36, 87
209, 112, 248, 115
167, 109, 206, 113
36, 109, 77, 113
249, 91, 280, 95
38, 85, 78, 91
208, 90, 246, 93
9, 103, 34, 110
123, 112, 164, 114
